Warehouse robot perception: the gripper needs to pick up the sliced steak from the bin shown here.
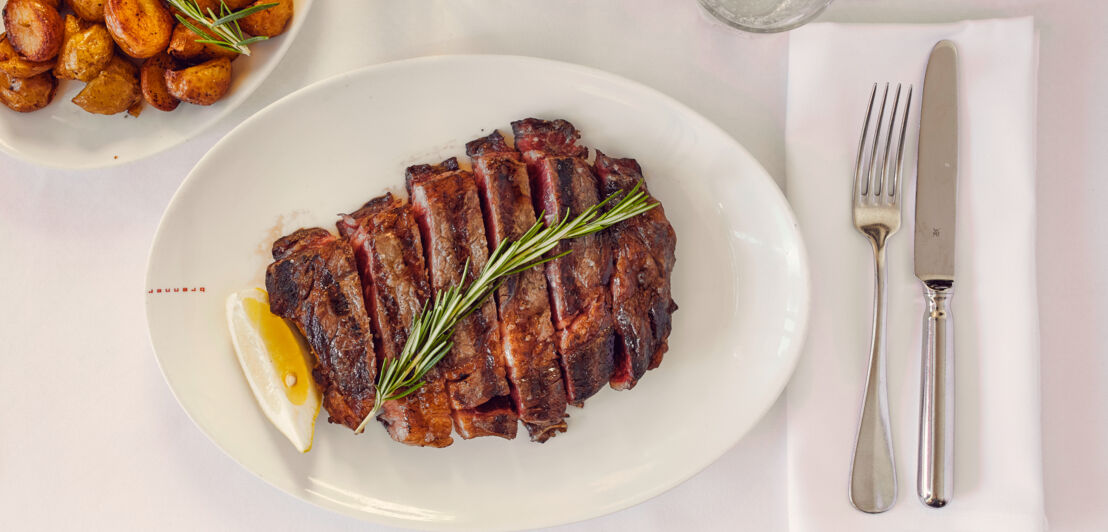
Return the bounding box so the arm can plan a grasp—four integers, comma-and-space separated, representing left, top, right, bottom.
594, 151, 678, 388
511, 118, 616, 405
337, 194, 453, 447
406, 159, 516, 439
468, 131, 569, 442
265, 228, 376, 431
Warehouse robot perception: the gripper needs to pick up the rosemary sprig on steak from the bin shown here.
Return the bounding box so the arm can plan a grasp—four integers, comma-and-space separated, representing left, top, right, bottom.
354, 183, 656, 433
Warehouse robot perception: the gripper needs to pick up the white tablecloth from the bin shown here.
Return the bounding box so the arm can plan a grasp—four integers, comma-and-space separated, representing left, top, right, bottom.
2, 1, 1104, 530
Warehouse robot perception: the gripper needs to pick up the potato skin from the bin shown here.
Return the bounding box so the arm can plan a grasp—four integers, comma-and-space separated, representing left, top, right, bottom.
0, 69, 57, 112
167, 23, 237, 63
140, 52, 178, 111
165, 0, 226, 16
66, 0, 105, 22
0, 33, 55, 78
104, 0, 173, 58
3, 0, 65, 61
239, 0, 292, 38
164, 56, 230, 105
54, 15, 114, 82
72, 54, 141, 114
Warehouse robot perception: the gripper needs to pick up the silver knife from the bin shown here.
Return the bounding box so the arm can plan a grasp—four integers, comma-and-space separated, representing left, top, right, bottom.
914, 40, 959, 508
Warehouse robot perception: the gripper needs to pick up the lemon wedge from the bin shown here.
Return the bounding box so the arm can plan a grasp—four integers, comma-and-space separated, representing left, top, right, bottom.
226, 288, 321, 453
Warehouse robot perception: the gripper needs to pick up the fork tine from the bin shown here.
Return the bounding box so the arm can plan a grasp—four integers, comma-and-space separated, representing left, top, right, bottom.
878, 84, 902, 199
892, 85, 913, 201
867, 83, 890, 198
854, 83, 878, 198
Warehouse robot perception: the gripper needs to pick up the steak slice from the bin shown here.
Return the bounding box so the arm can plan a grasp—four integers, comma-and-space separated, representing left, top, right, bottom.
511, 118, 616, 405
406, 159, 516, 439
265, 228, 376, 431
594, 151, 678, 389
468, 131, 569, 442
509, 118, 616, 405
337, 194, 453, 447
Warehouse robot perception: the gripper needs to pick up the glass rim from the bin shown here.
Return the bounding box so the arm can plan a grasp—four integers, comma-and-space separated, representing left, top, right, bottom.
697, 0, 836, 34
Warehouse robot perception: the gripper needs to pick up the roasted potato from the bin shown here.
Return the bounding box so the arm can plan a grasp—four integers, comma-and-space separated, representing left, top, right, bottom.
72, 54, 140, 114
167, 23, 237, 63
104, 0, 173, 58
239, 0, 292, 38
167, 0, 239, 16
164, 0, 205, 22
223, 0, 254, 10
164, 56, 229, 105
0, 68, 57, 112
54, 15, 113, 82
140, 52, 178, 111
0, 33, 54, 78
3, 0, 64, 61
66, 0, 105, 22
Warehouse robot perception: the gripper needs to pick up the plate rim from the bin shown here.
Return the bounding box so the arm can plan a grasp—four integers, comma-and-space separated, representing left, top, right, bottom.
144, 54, 811, 530
0, 0, 315, 170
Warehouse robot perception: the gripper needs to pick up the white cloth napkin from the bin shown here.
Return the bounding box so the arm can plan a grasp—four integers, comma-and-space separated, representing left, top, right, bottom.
784, 18, 1043, 532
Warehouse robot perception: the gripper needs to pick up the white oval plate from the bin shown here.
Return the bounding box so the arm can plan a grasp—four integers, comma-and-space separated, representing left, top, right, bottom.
0, 0, 313, 169
145, 55, 809, 530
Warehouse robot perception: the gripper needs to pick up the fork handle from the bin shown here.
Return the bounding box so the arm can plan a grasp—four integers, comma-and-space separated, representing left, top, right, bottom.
918, 282, 954, 507
849, 242, 897, 513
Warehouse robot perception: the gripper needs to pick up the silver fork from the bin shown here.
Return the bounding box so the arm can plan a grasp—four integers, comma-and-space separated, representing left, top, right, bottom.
848, 82, 912, 514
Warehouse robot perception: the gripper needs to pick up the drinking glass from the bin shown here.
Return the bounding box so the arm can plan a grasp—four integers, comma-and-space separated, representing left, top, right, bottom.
698, 0, 835, 33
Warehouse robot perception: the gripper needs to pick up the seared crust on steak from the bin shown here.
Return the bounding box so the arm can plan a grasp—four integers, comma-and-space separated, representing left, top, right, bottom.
266, 228, 377, 431
594, 151, 678, 388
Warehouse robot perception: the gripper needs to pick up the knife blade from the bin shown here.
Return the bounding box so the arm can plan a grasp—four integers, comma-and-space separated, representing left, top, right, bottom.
915, 42, 959, 282
914, 39, 958, 509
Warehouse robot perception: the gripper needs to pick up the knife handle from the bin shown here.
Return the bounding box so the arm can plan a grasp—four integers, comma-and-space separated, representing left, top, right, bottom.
918, 282, 954, 507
